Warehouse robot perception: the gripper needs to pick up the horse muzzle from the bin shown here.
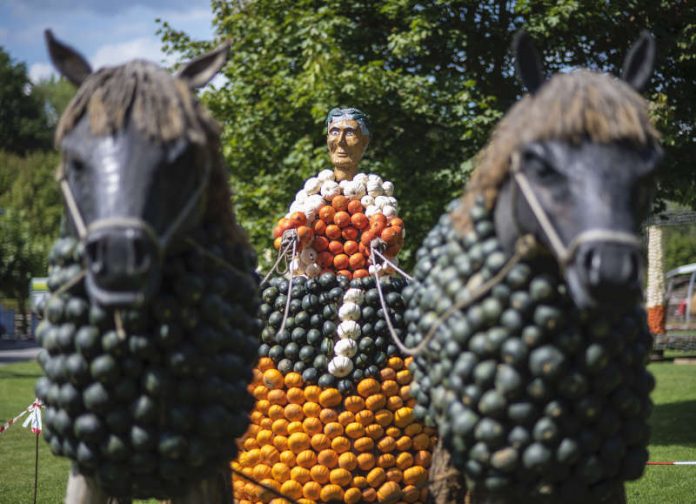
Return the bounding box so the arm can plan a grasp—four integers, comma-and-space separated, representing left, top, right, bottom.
84, 226, 162, 307
565, 241, 643, 311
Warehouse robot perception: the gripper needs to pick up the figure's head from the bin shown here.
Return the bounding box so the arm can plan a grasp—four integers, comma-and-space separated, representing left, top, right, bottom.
46, 30, 230, 307
463, 31, 662, 311
326, 107, 370, 179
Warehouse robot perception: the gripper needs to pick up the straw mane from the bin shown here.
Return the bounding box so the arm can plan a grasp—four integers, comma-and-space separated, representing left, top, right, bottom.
451, 70, 660, 233
55, 60, 247, 246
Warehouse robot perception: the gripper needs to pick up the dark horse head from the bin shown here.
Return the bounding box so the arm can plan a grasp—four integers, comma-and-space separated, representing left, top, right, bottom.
457, 31, 662, 311
46, 31, 231, 307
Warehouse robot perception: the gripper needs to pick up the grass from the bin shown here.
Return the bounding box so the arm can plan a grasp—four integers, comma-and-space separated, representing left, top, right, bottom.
1, 360, 695, 503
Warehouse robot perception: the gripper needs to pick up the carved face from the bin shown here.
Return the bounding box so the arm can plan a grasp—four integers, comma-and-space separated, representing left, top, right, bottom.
326, 119, 369, 177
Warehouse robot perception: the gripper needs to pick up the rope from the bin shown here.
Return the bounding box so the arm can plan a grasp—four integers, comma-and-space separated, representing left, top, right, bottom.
370, 248, 414, 281
260, 239, 294, 286
377, 235, 537, 357
184, 237, 252, 280
276, 240, 297, 337
231, 467, 301, 504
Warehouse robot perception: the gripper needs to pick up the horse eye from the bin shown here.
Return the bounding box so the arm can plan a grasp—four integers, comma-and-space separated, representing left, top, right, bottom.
71, 159, 86, 172
523, 151, 558, 181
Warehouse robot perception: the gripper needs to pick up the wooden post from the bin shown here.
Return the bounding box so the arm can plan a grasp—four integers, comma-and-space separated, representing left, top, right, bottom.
65, 465, 232, 504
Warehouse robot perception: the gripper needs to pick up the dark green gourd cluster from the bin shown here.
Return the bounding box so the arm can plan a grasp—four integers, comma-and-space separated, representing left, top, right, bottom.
35, 228, 260, 499
258, 273, 407, 394
403, 199, 654, 502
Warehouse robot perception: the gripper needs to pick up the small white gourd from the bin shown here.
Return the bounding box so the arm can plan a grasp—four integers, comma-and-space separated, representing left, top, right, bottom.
338, 302, 360, 321
337, 320, 361, 339
328, 356, 354, 377
334, 338, 358, 358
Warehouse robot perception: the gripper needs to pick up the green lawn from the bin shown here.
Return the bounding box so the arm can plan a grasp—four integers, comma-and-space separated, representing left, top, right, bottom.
1, 360, 695, 503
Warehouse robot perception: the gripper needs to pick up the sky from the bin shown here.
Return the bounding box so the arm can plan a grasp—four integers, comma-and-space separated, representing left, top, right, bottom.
0, 0, 216, 83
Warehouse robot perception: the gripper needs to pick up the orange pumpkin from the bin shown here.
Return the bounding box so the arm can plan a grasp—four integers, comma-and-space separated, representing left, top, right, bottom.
396, 452, 414, 471
290, 466, 311, 484
334, 210, 351, 228
320, 484, 345, 503
328, 240, 344, 255
288, 211, 307, 227
353, 268, 370, 278
295, 449, 317, 469
303, 480, 322, 500
302, 401, 321, 418
310, 433, 331, 451
351, 212, 369, 230
342, 226, 359, 241
319, 388, 342, 408
377, 481, 402, 503
349, 253, 366, 270
331, 195, 348, 211
338, 451, 358, 471
357, 452, 376, 471
319, 206, 336, 223
310, 464, 330, 484
325, 224, 342, 240
317, 449, 339, 468
313, 235, 329, 252
333, 253, 350, 270
344, 487, 362, 504
366, 467, 387, 488
347, 199, 363, 214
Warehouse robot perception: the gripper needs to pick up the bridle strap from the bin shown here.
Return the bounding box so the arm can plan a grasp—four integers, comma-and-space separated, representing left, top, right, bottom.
510, 152, 641, 268
56, 159, 211, 254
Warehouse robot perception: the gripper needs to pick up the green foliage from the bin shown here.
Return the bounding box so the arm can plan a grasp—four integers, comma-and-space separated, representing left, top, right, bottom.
663, 225, 696, 273
0, 150, 62, 323
0, 47, 52, 154
32, 77, 76, 129
157, 1, 696, 271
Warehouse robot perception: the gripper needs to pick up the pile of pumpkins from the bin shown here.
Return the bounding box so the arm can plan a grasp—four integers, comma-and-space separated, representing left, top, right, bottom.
234, 172, 435, 503
35, 230, 261, 499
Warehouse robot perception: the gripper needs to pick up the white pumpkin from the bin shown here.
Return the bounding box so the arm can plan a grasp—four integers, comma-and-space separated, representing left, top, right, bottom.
337, 320, 361, 339
318, 169, 335, 181
338, 302, 360, 321
304, 177, 322, 195
382, 180, 394, 196
361, 195, 375, 208
320, 180, 340, 200
343, 288, 364, 304
382, 205, 397, 219
354, 173, 368, 184
365, 205, 380, 218
288, 201, 303, 214
334, 338, 358, 358
289, 258, 303, 275
374, 195, 390, 209
367, 179, 383, 197
305, 194, 326, 212
344, 181, 366, 199
295, 189, 308, 203
328, 355, 354, 377
367, 173, 383, 185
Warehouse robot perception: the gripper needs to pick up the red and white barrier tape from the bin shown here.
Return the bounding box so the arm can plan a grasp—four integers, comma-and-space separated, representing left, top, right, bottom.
0, 399, 43, 435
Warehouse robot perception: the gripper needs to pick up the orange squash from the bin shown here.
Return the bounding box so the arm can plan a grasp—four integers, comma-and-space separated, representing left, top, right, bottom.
279, 450, 296, 467
374, 409, 394, 427
331, 435, 351, 453
310, 433, 331, 451
320, 408, 339, 424
403, 466, 428, 487
267, 389, 287, 406
302, 401, 321, 418
355, 409, 374, 426
302, 480, 321, 500
377, 436, 396, 453
357, 452, 376, 471
309, 464, 330, 484
329, 467, 352, 487
353, 436, 375, 452
365, 423, 385, 440
320, 484, 345, 503
366, 394, 387, 411
366, 467, 387, 488
345, 422, 365, 439
344, 395, 365, 413
288, 432, 310, 454
295, 449, 317, 469
302, 416, 323, 436
377, 453, 396, 468
284, 403, 304, 422
317, 449, 339, 468
287, 421, 304, 435
271, 462, 290, 482
290, 466, 311, 484
338, 410, 356, 426
324, 421, 344, 439
262, 368, 284, 389
377, 481, 402, 503
344, 487, 363, 504
352, 475, 369, 489
280, 479, 303, 500
338, 451, 358, 471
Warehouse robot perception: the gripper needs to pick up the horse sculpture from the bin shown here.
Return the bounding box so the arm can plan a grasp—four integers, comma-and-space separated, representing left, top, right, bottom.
35, 31, 260, 503
404, 31, 661, 503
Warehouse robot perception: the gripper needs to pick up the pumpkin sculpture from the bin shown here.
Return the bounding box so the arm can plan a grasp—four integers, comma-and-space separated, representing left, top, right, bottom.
34, 32, 259, 501
403, 32, 661, 503
233, 108, 435, 503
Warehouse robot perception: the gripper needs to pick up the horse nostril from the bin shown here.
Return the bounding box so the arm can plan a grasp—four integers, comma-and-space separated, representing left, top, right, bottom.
583, 248, 602, 286
86, 238, 105, 274
131, 236, 151, 273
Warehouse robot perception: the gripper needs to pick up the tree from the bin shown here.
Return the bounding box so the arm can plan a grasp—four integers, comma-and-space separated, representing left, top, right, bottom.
33, 76, 76, 129
0, 47, 52, 154
0, 150, 63, 333
157, 1, 696, 269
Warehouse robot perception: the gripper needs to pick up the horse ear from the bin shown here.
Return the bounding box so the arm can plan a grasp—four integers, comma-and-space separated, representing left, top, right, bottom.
621, 30, 656, 92
176, 41, 231, 89
44, 30, 92, 87
512, 30, 546, 95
